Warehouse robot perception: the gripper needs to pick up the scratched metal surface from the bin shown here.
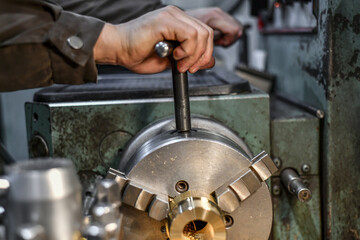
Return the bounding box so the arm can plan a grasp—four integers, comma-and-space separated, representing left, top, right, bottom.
26, 93, 270, 177
264, 0, 360, 238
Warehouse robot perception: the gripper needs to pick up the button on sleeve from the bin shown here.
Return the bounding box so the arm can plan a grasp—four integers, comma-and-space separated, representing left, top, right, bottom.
48, 11, 104, 67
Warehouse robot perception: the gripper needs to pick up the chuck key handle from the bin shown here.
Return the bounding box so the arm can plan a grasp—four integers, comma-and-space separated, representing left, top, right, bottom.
155, 41, 191, 133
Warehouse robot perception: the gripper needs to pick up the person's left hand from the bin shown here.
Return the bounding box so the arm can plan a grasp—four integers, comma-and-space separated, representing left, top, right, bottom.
186, 7, 243, 47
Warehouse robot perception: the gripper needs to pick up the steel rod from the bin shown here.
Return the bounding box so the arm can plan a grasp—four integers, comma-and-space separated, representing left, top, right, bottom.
155, 41, 191, 132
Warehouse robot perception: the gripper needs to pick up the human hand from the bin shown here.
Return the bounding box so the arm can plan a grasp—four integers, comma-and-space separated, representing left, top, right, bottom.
186, 7, 243, 47
94, 6, 214, 74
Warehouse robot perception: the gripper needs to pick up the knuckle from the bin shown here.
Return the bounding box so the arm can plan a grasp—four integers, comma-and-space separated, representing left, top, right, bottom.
157, 9, 171, 19
165, 5, 179, 12
212, 7, 222, 14
188, 28, 198, 38
199, 29, 209, 40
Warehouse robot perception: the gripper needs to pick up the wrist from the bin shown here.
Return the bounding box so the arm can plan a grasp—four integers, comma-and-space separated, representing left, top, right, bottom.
93, 23, 120, 65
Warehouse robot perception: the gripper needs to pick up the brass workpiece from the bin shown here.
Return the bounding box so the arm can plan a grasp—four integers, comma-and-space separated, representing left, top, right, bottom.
167, 190, 226, 240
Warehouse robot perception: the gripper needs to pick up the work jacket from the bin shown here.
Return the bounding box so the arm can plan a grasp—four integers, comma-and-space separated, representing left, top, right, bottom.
0, 0, 163, 91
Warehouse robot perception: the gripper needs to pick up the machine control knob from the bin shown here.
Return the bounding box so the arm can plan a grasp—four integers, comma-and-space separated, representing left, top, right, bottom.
281, 168, 312, 202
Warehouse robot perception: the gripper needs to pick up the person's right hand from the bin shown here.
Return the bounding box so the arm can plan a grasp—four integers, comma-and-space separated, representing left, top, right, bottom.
93, 6, 215, 74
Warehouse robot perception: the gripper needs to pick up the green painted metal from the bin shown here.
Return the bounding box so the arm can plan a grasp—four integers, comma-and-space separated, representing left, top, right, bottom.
270, 97, 321, 239
272, 176, 322, 240
263, 0, 360, 238
271, 98, 320, 176
26, 93, 270, 178
25, 103, 53, 156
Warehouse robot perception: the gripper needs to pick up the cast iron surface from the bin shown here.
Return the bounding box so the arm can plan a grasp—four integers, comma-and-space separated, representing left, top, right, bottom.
270, 96, 320, 176
264, 0, 360, 238
26, 93, 270, 176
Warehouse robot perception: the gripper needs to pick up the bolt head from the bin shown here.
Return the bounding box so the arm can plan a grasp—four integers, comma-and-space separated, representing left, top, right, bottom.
301, 164, 311, 173
272, 185, 281, 196
273, 158, 282, 168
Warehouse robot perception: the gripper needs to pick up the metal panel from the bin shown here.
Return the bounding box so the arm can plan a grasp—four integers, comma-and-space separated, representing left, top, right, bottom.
272, 176, 322, 240
271, 98, 320, 176
263, 0, 360, 238
26, 93, 270, 178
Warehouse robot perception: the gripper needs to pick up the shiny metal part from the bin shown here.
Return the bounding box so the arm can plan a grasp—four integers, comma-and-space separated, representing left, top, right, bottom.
167, 191, 226, 240
281, 168, 312, 202
0, 178, 9, 196
16, 224, 45, 240
4, 159, 82, 240
106, 170, 169, 221
250, 151, 278, 181
155, 41, 175, 58
155, 41, 191, 132
82, 223, 106, 240
92, 203, 121, 240
214, 151, 277, 213
97, 179, 121, 207
118, 116, 253, 172
114, 117, 274, 239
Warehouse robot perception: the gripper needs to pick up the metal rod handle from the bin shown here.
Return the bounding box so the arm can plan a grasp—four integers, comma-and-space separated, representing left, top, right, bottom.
155, 41, 191, 132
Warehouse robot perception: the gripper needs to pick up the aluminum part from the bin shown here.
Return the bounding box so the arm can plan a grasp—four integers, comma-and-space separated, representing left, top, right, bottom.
92, 203, 122, 239
97, 179, 121, 207
4, 159, 82, 240
82, 223, 106, 240
16, 224, 45, 240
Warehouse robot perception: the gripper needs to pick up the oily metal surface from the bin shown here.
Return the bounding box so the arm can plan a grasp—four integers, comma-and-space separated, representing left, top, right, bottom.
125, 130, 273, 239
119, 116, 252, 172
125, 130, 250, 196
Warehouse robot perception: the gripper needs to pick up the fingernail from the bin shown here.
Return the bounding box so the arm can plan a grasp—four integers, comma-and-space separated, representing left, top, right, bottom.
177, 66, 186, 73
190, 67, 198, 73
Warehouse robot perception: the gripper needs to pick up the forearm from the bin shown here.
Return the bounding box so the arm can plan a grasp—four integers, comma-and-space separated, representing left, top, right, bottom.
0, 0, 105, 91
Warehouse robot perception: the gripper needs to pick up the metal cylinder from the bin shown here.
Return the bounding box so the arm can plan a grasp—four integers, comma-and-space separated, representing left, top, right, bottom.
4, 159, 82, 240
155, 41, 191, 132
167, 191, 226, 240
281, 168, 312, 202
170, 58, 191, 132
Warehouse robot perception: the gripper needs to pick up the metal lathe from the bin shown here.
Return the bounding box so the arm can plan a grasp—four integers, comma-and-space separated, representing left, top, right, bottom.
0, 0, 359, 239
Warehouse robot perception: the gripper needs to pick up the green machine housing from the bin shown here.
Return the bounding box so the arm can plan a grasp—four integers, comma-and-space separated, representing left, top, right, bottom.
25, 68, 321, 239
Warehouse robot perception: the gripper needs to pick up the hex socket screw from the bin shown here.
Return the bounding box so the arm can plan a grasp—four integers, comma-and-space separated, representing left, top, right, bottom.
301, 164, 311, 174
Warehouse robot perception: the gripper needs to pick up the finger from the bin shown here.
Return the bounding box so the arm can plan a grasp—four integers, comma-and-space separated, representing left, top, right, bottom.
189, 24, 214, 73
199, 56, 215, 70
169, 11, 210, 72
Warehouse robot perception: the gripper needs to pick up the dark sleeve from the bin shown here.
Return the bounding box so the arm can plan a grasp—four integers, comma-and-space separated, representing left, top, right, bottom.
55, 0, 165, 24
0, 0, 105, 92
